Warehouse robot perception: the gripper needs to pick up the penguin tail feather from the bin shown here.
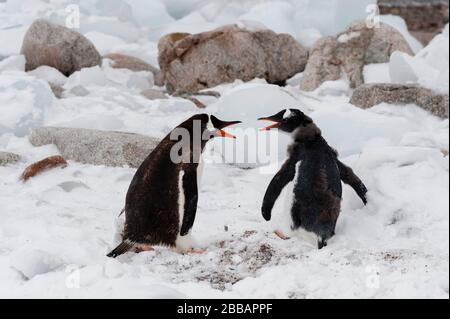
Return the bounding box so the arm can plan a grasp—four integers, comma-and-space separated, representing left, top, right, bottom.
107, 241, 134, 258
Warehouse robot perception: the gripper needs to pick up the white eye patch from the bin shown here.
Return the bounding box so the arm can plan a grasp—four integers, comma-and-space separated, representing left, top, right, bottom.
283, 109, 292, 119
207, 117, 215, 131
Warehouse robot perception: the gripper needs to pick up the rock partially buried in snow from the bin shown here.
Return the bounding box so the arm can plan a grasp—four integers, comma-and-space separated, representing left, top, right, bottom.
105, 53, 164, 86
300, 21, 413, 91
27, 66, 67, 99
388, 27, 449, 94
0, 151, 21, 166
49, 84, 63, 99
379, 15, 424, 54
183, 96, 207, 109
298, 37, 341, 92
379, 0, 449, 45
104, 53, 158, 73
350, 83, 449, 118
158, 25, 308, 93
30, 127, 161, 168
21, 20, 102, 76
140, 88, 168, 100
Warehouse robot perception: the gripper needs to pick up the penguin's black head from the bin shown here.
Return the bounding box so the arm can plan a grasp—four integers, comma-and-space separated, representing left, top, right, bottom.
258, 109, 313, 134
178, 114, 241, 142
208, 115, 241, 139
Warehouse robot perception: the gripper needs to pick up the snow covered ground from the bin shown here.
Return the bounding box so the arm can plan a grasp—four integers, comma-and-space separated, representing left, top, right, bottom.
0, 0, 448, 298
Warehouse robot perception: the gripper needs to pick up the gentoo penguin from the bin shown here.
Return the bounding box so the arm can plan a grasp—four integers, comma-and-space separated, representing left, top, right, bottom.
107, 114, 241, 258
258, 109, 368, 249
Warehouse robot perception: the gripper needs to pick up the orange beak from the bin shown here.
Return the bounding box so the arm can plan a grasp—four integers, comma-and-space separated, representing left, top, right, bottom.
210, 115, 241, 139
217, 129, 237, 139
258, 118, 281, 131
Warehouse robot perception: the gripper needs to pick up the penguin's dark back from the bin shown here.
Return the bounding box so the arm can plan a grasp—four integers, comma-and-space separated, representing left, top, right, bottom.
124, 136, 181, 244
291, 140, 342, 238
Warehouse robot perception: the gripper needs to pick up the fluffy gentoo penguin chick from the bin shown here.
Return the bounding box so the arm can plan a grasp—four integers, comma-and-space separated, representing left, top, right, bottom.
258, 109, 368, 249
107, 114, 241, 258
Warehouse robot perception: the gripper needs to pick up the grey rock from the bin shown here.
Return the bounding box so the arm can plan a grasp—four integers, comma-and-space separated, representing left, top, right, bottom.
298, 37, 342, 92
0, 151, 21, 166
104, 53, 164, 86
140, 88, 168, 100
379, 0, 448, 4
158, 25, 308, 93
410, 31, 442, 47
21, 19, 102, 76
183, 96, 206, 109
378, 0, 449, 45
300, 21, 413, 91
30, 127, 161, 168
49, 83, 63, 99
365, 23, 414, 64
350, 83, 449, 118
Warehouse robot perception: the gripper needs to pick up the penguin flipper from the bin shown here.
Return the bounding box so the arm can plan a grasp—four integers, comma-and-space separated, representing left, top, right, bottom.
180, 169, 198, 236
262, 158, 298, 221
336, 160, 368, 205
107, 240, 134, 258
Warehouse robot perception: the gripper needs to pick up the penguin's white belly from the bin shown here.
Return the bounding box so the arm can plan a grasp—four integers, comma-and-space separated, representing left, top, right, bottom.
113, 209, 126, 245
174, 158, 203, 252
271, 161, 302, 235
197, 155, 204, 188
177, 170, 186, 231
175, 170, 193, 252
271, 160, 320, 246
271, 176, 295, 234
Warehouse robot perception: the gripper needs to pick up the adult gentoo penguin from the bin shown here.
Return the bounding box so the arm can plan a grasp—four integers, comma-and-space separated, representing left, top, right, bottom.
258, 109, 368, 249
107, 114, 241, 258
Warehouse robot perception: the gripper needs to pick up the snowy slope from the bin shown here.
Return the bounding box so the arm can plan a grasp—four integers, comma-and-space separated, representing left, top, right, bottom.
0, 0, 449, 299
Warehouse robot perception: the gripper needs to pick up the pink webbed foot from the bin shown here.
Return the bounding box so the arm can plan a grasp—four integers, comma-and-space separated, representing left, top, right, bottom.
134, 244, 155, 253
185, 248, 207, 255
274, 230, 290, 240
